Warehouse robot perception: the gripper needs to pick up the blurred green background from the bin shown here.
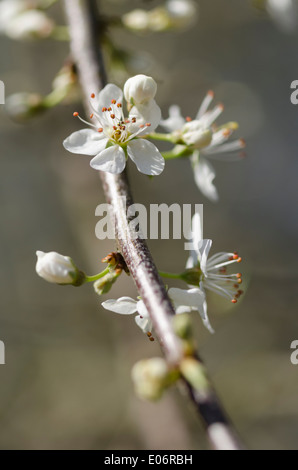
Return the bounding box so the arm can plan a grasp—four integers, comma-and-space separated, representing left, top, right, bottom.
0, 0, 298, 450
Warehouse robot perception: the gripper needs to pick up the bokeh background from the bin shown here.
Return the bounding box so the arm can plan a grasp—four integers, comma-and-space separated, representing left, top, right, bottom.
0, 0, 298, 450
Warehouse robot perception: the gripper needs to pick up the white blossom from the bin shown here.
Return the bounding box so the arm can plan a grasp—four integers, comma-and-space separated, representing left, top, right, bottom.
165, 0, 198, 30
63, 77, 164, 176
0, 0, 54, 40
266, 0, 298, 33
179, 212, 244, 332
101, 291, 199, 336
161, 92, 245, 202
35, 251, 79, 285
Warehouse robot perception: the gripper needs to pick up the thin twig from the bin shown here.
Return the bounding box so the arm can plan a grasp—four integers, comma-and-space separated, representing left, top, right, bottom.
63, 0, 243, 450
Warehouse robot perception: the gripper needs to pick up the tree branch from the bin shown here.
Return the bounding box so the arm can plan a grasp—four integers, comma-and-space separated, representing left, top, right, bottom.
63, 0, 243, 450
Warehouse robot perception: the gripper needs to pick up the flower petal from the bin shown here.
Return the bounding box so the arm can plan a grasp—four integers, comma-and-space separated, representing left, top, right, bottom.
160, 105, 185, 132
90, 145, 126, 174
136, 300, 149, 317
98, 84, 123, 111
127, 139, 165, 176
197, 239, 213, 275
135, 315, 153, 334
63, 129, 108, 156
129, 99, 161, 134
191, 154, 219, 202
101, 297, 137, 315
169, 287, 205, 309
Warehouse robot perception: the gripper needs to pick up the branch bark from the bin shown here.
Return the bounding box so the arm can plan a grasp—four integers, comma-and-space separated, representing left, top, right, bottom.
63, 0, 243, 450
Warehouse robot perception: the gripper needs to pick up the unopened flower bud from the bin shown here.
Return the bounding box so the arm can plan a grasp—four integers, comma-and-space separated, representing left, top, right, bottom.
35, 251, 84, 286
122, 9, 150, 33
6, 92, 44, 121
6, 10, 54, 40
131, 358, 171, 401
166, 0, 198, 30
93, 270, 121, 296
124, 74, 157, 105
180, 357, 209, 393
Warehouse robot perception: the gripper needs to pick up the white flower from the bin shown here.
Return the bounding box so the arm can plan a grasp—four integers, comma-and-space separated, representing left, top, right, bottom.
266, 0, 298, 33
124, 74, 157, 105
101, 291, 199, 336
101, 296, 154, 336
63, 78, 164, 176
180, 212, 244, 332
165, 0, 198, 30
0, 0, 54, 40
161, 92, 245, 201
35, 250, 80, 285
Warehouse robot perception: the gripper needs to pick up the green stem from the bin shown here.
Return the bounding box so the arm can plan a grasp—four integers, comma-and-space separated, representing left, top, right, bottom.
162, 147, 192, 160
85, 267, 110, 283
159, 271, 183, 280
148, 132, 174, 143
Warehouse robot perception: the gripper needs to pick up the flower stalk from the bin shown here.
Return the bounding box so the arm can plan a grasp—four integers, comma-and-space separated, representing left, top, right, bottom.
63, 0, 243, 451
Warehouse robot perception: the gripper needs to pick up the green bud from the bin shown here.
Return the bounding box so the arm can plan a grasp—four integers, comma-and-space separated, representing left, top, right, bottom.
180, 357, 209, 393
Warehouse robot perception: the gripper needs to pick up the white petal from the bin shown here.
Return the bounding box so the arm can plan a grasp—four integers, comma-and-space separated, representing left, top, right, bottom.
197, 284, 214, 334
198, 239, 213, 274
160, 105, 185, 132
169, 287, 205, 309
90, 145, 126, 174
98, 84, 123, 110
135, 315, 153, 334
63, 129, 108, 156
101, 297, 137, 315
136, 300, 149, 318
127, 139, 165, 176
192, 155, 219, 202
129, 99, 161, 134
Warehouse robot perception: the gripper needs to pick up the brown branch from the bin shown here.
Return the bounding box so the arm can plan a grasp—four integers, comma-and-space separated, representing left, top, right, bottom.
63, 0, 243, 450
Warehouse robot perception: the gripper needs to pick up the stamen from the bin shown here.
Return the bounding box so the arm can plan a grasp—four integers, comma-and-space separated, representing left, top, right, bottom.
91, 93, 95, 99
117, 103, 122, 108
186, 116, 192, 122
73, 112, 79, 117
231, 299, 237, 304
98, 128, 103, 133
146, 123, 151, 127
90, 113, 94, 119
110, 114, 115, 119
111, 99, 117, 105
102, 107, 107, 112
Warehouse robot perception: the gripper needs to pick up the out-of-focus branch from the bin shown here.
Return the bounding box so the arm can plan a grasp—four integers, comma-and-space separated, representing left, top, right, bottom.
63, 0, 243, 450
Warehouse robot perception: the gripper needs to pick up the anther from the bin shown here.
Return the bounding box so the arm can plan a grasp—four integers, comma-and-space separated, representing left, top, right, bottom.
233, 253, 239, 260
231, 299, 237, 304
147, 332, 152, 338
237, 273, 242, 278
139, 124, 145, 128
73, 112, 79, 117
108, 107, 112, 112
102, 107, 107, 112
208, 90, 215, 98
111, 99, 116, 105
149, 337, 155, 342
186, 116, 192, 122
117, 103, 122, 108
146, 123, 151, 127
132, 118, 136, 123
90, 113, 94, 119
91, 93, 95, 99
237, 257, 242, 263
110, 114, 115, 119
98, 128, 103, 133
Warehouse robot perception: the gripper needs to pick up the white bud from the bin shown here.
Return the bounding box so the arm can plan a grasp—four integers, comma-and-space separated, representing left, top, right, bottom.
131, 358, 170, 401
182, 121, 212, 148
122, 9, 150, 32
6, 10, 54, 40
35, 251, 80, 285
124, 74, 157, 105
166, 0, 198, 30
